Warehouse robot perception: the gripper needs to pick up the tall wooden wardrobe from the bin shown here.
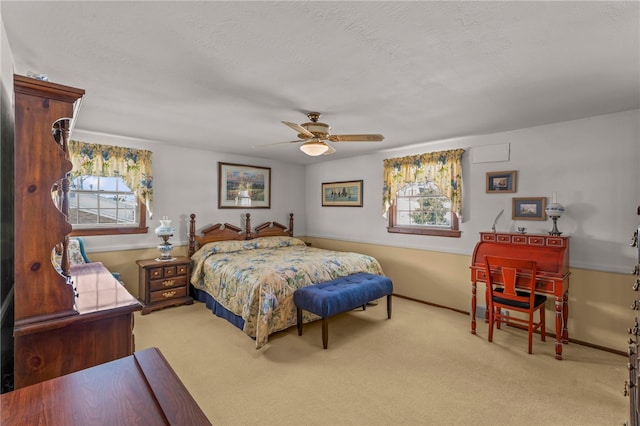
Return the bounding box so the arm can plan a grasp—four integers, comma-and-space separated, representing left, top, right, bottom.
12, 74, 141, 389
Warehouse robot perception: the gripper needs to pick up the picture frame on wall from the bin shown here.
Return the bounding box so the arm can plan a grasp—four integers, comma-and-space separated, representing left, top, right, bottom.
321, 180, 363, 207
512, 197, 546, 221
218, 162, 271, 209
486, 170, 517, 193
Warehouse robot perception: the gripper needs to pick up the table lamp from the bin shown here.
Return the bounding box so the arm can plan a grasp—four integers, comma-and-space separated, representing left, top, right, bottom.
545, 192, 565, 236
154, 216, 175, 261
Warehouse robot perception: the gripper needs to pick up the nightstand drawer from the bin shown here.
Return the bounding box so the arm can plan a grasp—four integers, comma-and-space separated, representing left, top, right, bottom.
176, 264, 188, 275
148, 265, 182, 279
149, 275, 187, 292
149, 286, 188, 304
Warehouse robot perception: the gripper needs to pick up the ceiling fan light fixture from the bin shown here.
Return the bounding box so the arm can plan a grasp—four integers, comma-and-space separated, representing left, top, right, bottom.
300, 140, 329, 156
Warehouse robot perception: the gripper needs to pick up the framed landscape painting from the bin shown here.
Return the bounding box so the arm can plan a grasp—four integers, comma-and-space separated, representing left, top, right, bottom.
218, 162, 271, 208
322, 180, 363, 207
486, 170, 517, 193
512, 197, 546, 221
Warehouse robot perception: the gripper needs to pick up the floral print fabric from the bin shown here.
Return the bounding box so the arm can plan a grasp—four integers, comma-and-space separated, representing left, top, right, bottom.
68, 140, 153, 217
190, 237, 384, 348
382, 148, 464, 219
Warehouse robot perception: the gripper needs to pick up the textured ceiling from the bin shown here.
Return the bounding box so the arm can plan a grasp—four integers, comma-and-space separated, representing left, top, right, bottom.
2, 1, 639, 165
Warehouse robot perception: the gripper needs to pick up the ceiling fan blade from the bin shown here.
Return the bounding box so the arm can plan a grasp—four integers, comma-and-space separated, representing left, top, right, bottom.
282, 121, 314, 139
323, 142, 336, 155
254, 140, 303, 148
328, 134, 384, 142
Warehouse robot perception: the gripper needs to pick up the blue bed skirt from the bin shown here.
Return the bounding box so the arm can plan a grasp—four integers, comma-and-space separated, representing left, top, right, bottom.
193, 288, 245, 331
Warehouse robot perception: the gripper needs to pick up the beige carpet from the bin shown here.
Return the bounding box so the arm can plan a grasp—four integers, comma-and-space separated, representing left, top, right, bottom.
134, 297, 628, 426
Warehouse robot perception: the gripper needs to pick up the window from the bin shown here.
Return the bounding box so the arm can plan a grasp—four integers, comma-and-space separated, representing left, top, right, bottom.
69, 175, 138, 226
395, 181, 453, 226
67, 141, 152, 236
383, 149, 464, 237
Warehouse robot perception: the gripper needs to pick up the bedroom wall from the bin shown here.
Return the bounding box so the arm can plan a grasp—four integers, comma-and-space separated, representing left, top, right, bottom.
70, 129, 307, 252
304, 110, 640, 352
305, 110, 639, 273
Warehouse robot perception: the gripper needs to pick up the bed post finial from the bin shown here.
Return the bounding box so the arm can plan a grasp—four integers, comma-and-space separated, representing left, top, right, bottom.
289, 213, 294, 237
189, 213, 196, 257
245, 213, 251, 239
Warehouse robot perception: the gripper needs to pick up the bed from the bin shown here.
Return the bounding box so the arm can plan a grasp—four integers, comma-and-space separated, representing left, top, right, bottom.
188, 213, 385, 348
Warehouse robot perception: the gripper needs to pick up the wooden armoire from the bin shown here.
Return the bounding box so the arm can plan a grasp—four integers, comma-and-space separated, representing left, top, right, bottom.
627, 204, 640, 426
12, 75, 141, 389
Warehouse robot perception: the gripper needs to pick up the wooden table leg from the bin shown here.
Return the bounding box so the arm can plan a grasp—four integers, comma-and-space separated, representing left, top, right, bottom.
471, 281, 477, 334
562, 291, 569, 344
555, 296, 564, 360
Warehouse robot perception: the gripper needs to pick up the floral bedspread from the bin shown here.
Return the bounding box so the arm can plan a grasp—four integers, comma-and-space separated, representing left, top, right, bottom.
190, 236, 384, 348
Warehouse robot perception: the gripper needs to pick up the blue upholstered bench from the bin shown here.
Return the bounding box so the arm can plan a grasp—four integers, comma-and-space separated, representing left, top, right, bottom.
294, 273, 393, 349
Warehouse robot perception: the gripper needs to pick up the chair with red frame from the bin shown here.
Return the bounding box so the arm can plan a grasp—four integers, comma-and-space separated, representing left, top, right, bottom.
483, 255, 547, 354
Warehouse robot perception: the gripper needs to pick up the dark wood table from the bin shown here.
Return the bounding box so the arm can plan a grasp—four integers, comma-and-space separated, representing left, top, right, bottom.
1, 347, 211, 425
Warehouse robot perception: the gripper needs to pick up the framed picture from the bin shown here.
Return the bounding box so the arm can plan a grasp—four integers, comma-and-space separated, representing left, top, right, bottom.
486, 170, 517, 193
512, 197, 546, 221
218, 162, 271, 209
321, 180, 363, 207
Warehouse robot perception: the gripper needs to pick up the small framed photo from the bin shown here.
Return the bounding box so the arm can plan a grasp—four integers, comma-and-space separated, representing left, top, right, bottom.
486, 170, 517, 193
218, 162, 271, 208
321, 180, 363, 207
512, 197, 546, 221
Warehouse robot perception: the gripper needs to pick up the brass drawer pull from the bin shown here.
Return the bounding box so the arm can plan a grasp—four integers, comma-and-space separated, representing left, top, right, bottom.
162, 279, 175, 287
162, 290, 177, 298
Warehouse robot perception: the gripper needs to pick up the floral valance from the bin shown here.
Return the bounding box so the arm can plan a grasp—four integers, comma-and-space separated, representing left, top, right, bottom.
68, 140, 154, 217
383, 148, 465, 220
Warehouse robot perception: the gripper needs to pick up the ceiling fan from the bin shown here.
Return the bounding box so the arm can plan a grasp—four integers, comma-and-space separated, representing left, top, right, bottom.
258, 112, 384, 156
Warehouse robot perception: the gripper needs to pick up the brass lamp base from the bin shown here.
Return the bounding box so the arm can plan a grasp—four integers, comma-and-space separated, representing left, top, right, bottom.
548, 216, 562, 236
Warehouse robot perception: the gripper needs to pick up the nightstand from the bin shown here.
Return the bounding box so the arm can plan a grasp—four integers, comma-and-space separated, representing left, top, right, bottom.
137, 256, 194, 314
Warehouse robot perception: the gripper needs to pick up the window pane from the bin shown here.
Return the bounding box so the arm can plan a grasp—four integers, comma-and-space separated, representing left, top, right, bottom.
69, 175, 139, 227
395, 182, 452, 228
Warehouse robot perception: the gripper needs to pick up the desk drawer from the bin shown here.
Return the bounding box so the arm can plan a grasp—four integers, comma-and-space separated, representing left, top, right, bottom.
535, 279, 556, 294
528, 236, 546, 246
512, 235, 527, 244
546, 237, 566, 247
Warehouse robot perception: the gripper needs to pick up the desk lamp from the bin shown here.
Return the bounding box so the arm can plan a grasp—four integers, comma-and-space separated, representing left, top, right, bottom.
545, 193, 565, 236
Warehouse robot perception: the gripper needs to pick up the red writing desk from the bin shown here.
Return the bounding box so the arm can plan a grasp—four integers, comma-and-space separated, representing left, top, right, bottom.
470, 232, 571, 359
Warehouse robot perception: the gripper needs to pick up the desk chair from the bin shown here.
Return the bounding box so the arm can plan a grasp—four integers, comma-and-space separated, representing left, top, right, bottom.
484, 255, 546, 354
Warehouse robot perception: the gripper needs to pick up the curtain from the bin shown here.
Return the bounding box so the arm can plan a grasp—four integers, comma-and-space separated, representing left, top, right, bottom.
383, 148, 465, 220
68, 140, 154, 218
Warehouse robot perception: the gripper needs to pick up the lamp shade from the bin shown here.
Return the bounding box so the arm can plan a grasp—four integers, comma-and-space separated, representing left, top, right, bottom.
154, 218, 174, 236
300, 141, 329, 156
545, 203, 565, 217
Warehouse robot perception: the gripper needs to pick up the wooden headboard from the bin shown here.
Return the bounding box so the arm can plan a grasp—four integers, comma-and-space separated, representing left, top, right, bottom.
188, 213, 294, 257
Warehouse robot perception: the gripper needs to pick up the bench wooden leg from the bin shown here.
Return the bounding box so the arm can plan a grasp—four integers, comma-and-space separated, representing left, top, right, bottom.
322, 318, 328, 349
387, 294, 392, 319
297, 308, 303, 336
